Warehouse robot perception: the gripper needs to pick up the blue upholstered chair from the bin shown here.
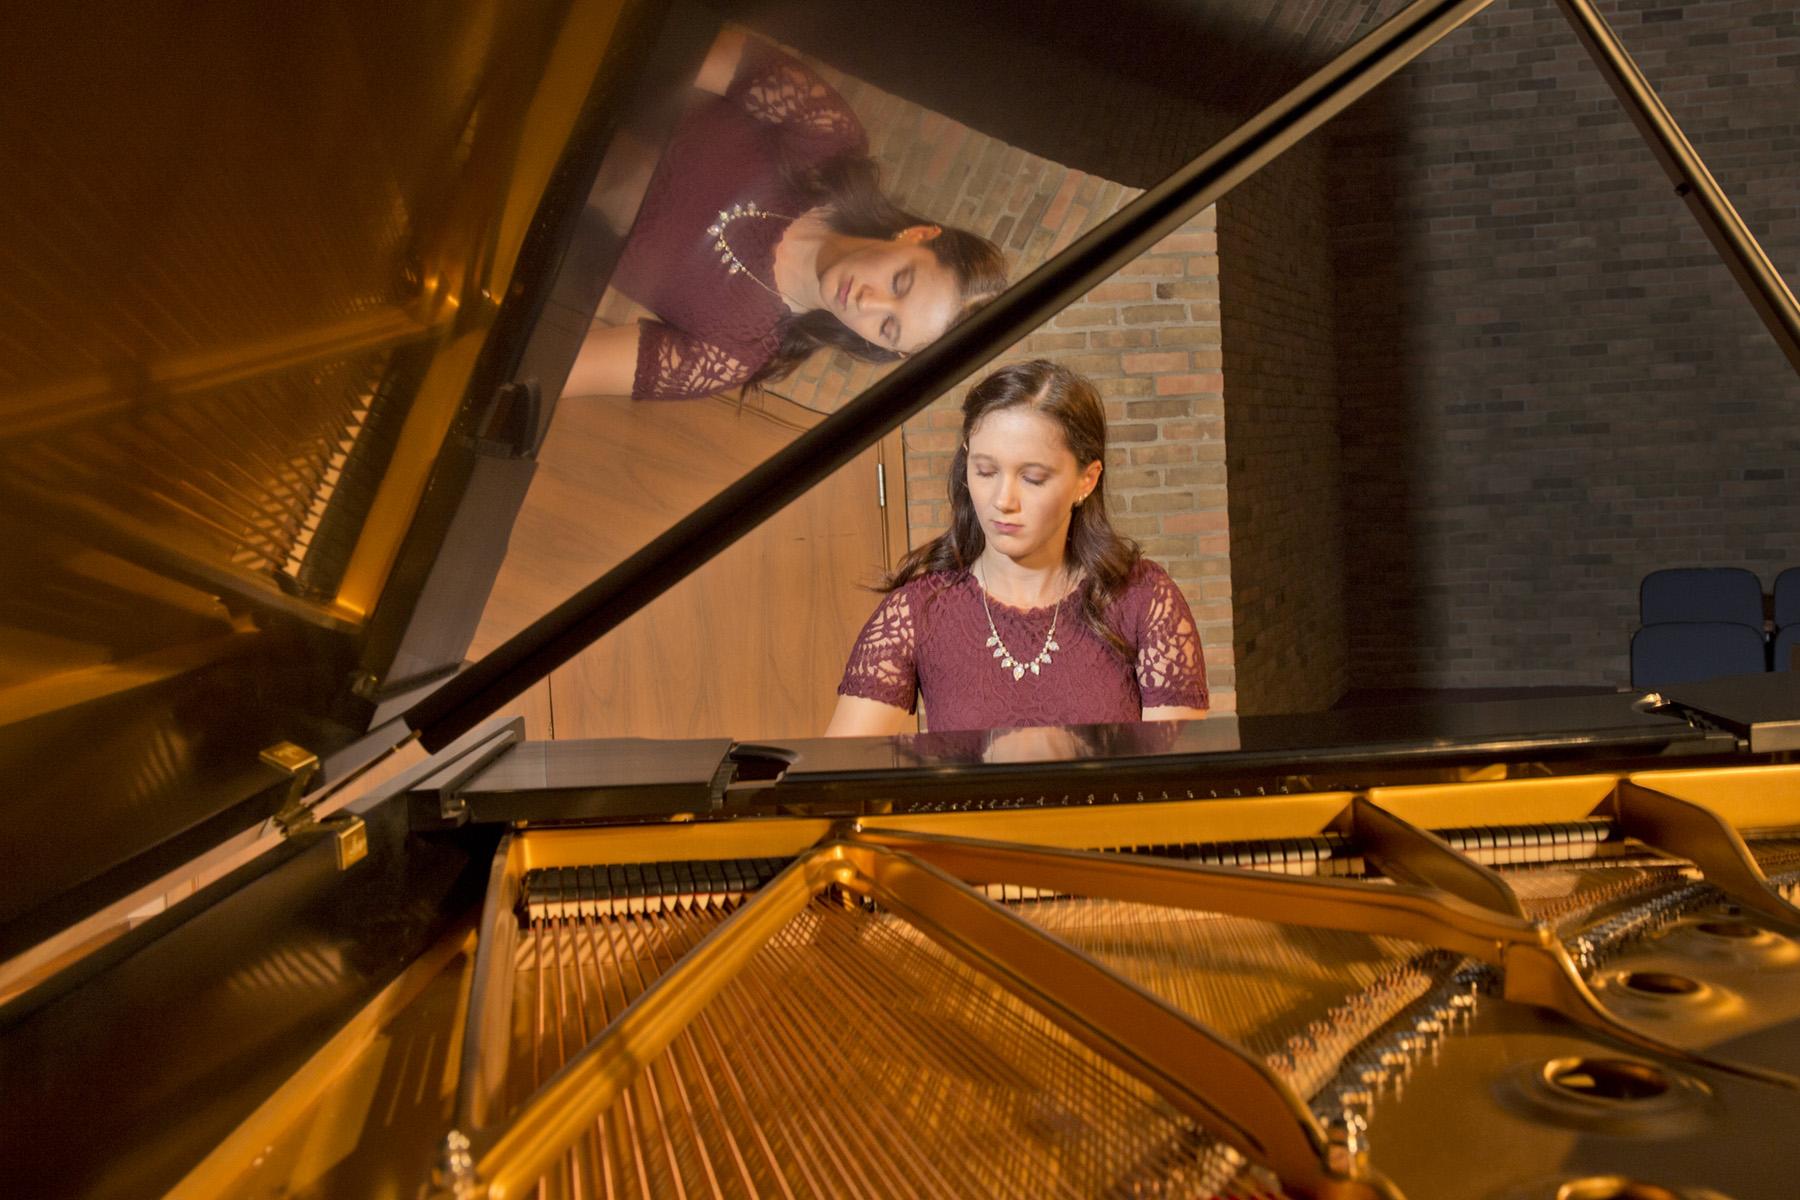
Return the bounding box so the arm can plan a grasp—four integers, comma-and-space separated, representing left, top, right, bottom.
1639, 567, 1764, 627
1775, 625, 1800, 673
1774, 567, 1800, 632
1630, 622, 1769, 689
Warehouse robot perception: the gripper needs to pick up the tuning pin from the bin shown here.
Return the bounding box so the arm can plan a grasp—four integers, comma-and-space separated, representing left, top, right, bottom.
1381, 1052, 1411, 1100
1325, 1108, 1369, 1176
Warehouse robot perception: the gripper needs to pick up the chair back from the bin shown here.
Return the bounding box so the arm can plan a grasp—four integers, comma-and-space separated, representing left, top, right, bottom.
1773, 567, 1800, 630
1630, 621, 1767, 688
1775, 625, 1800, 672
1639, 567, 1763, 626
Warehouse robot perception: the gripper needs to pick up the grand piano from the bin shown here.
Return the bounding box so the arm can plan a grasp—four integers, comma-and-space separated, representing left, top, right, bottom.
5, 2, 1800, 1198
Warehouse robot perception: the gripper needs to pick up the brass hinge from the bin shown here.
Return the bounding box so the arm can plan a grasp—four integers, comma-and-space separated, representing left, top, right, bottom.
259, 741, 369, 870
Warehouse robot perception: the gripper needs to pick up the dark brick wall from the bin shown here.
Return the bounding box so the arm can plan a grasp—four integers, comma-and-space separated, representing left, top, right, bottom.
1331, 0, 1800, 689
1220, 137, 1351, 715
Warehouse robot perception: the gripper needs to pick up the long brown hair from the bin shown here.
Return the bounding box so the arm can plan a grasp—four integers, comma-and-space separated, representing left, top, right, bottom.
885, 360, 1142, 658
747, 155, 1007, 389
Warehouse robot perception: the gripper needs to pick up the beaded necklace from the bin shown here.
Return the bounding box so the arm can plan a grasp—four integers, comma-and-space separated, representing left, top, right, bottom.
976, 562, 1065, 682
706, 201, 800, 304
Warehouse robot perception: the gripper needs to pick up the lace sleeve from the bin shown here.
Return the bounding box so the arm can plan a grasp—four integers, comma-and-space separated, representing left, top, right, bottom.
837, 587, 919, 712
726, 39, 867, 158
633, 319, 759, 400
1134, 563, 1209, 709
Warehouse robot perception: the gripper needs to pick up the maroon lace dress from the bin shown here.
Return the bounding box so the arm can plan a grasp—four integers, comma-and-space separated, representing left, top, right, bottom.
838, 559, 1210, 732
611, 40, 866, 399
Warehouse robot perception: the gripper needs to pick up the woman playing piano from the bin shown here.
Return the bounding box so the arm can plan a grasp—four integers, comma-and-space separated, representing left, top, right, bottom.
565, 30, 1007, 400
827, 360, 1210, 736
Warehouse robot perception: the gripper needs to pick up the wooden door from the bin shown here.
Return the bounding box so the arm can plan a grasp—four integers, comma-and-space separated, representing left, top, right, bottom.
471, 390, 904, 741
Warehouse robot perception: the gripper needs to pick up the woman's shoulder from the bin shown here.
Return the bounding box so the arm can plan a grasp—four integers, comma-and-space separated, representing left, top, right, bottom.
889, 568, 970, 604
857, 569, 966, 651
1117, 555, 1177, 600
875, 568, 971, 627
1107, 556, 1183, 632
729, 39, 866, 156
1126, 556, 1172, 586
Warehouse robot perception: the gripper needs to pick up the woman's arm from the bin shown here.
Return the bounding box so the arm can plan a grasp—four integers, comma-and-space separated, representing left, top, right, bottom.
831, 587, 919, 735
693, 28, 748, 96
699, 31, 866, 158
1143, 704, 1208, 722
563, 323, 642, 397
825, 694, 914, 737
571, 321, 758, 401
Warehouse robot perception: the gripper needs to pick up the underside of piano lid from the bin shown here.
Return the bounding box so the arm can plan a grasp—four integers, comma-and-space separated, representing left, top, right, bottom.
0, 0, 718, 972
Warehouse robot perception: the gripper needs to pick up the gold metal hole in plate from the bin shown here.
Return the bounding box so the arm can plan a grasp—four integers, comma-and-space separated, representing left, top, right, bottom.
1555, 1180, 1724, 1200
1619, 970, 1703, 998
1543, 1057, 1671, 1103
1660, 913, 1798, 965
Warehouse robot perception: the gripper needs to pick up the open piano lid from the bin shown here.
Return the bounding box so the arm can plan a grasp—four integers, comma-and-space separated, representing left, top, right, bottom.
0, 0, 1446, 958
7, 0, 1799, 966
0, 0, 722, 961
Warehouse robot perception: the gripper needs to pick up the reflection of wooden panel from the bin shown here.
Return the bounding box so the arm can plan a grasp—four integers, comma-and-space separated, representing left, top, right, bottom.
473, 389, 894, 741
502, 679, 555, 741
471, 393, 801, 655
553, 446, 888, 740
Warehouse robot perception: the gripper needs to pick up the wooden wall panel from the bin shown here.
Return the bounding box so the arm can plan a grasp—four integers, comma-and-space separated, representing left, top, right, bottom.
473, 389, 895, 742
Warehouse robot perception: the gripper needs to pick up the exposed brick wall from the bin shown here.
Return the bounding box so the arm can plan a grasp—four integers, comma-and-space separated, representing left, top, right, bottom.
1218, 135, 1349, 715
1331, 0, 1800, 689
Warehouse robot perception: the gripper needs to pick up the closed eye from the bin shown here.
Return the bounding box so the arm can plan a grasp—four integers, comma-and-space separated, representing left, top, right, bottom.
894, 267, 913, 298
881, 315, 899, 345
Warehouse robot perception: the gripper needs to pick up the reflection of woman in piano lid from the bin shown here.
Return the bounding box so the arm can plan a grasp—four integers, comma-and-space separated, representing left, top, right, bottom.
565, 30, 1008, 401
827, 360, 1210, 736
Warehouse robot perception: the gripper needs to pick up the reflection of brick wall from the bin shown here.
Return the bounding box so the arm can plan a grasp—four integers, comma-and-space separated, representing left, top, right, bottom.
1333, 0, 1800, 689
800, 67, 1236, 712
1218, 137, 1347, 716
